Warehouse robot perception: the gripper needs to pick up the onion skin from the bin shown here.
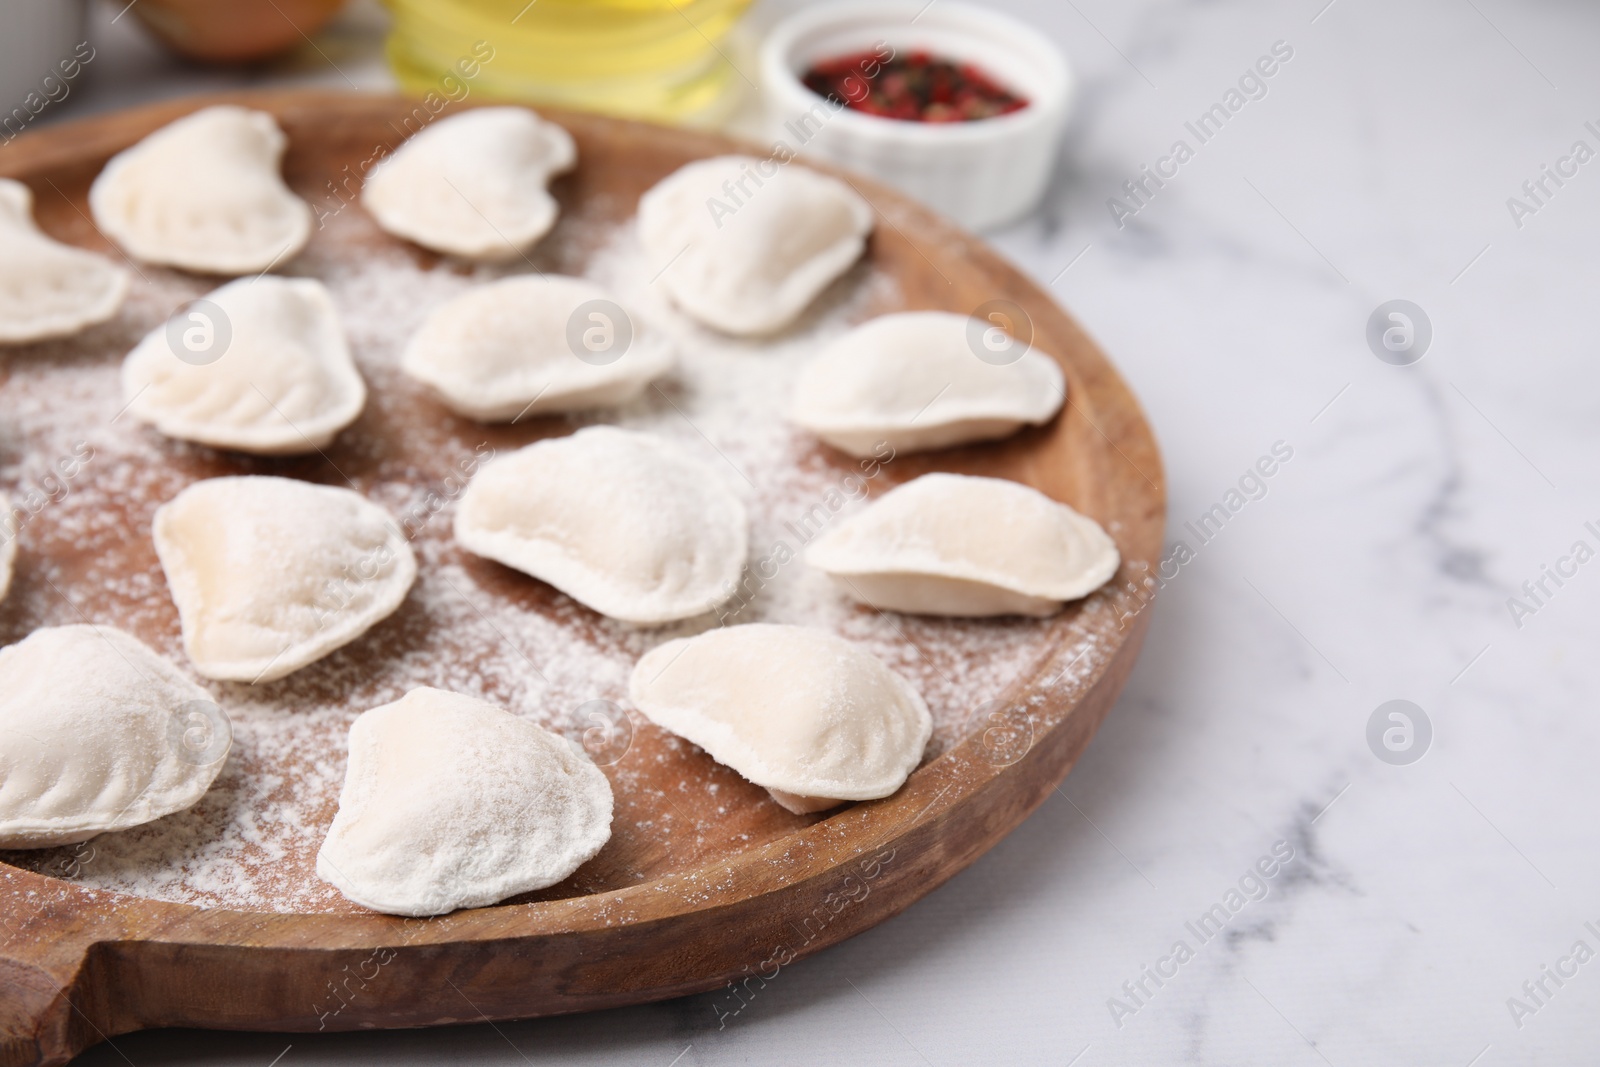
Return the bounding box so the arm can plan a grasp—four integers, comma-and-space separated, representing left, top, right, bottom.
131, 0, 348, 64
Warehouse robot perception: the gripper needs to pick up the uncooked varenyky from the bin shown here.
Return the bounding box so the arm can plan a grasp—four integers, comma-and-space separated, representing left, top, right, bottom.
454, 425, 748, 624
361, 107, 575, 261
790, 311, 1066, 456
121, 275, 366, 455
89, 106, 312, 274
638, 155, 873, 336
0, 179, 128, 344
401, 274, 673, 422
630, 623, 932, 814
0, 625, 226, 848
806, 472, 1120, 617
316, 687, 614, 916
153, 476, 416, 683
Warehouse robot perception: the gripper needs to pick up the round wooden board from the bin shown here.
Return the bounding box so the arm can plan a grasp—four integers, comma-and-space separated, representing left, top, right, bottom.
0, 92, 1164, 1066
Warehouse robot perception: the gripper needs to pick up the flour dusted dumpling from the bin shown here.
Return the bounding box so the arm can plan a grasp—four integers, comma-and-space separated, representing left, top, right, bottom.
806, 473, 1119, 617
362, 107, 575, 260
630, 624, 931, 814
89, 106, 311, 274
0, 179, 129, 344
791, 311, 1066, 457
316, 687, 613, 916
638, 156, 873, 336
0, 496, 14, 604
121, 275, 365, 455
0, 625, 226, 848
401, 275, 673, 422
154, 476, 417, 683
455, 426, 747, 624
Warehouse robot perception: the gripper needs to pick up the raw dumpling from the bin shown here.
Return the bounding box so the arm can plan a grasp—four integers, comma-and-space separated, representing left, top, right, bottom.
456, 426, 747, 624
121, 275, 366, 455
361, 107, 575, 260
0, 179, 129, 344
316, 687, 613, 916
0, 496, 14, 603
89, 105, 312, 274
629, 624, 931, 814
401, 275, 673, 421
806, 473, 1119, 617
153, 476, 417, 683
791, 311, 1066, 457
638, 155, 873, 336
0, 625, 226, 848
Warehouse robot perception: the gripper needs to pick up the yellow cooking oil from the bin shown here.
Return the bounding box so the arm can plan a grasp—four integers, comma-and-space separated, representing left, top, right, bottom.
382, 0, 754, 126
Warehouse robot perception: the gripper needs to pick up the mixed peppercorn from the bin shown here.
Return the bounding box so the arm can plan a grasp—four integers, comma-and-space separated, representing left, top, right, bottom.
802, 49, 1030, 123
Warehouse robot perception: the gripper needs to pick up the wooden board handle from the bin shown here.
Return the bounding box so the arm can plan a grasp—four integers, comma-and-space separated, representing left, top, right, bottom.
0, 872, 114, 1067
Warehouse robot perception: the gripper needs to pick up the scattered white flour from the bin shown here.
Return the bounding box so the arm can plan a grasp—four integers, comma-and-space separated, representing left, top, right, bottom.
0, 202, 1120, 913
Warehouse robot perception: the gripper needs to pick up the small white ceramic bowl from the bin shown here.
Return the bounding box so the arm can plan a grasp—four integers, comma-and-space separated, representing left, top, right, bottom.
759, 0, 1072, 232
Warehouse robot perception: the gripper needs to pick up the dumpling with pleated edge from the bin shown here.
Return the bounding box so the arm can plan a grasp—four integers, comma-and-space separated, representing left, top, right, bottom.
316, 687, 614, 916
0, 625, 228, 848
629, 624, 931, 815
454, 425, 748, 624
0, 178, 128, 344
637, 155, 873, 336
401, 274, 673, 422
0, 496, 14, 604
121, 275, 366, 455
361, 107, 575, 260
153, 476, 417, 683
805, 472, 1120, 618
790, 311, 1066, 457
89, 105, 312, 274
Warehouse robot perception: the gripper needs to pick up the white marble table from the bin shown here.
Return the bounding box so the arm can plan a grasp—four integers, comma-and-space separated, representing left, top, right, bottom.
47, 0, 1600, 1063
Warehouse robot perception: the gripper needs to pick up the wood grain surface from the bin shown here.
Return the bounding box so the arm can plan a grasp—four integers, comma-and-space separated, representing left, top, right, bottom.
0, 91, 1165, 1067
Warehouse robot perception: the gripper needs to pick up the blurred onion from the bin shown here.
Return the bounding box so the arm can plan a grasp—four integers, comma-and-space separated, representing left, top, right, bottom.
132, 0, 349, 64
